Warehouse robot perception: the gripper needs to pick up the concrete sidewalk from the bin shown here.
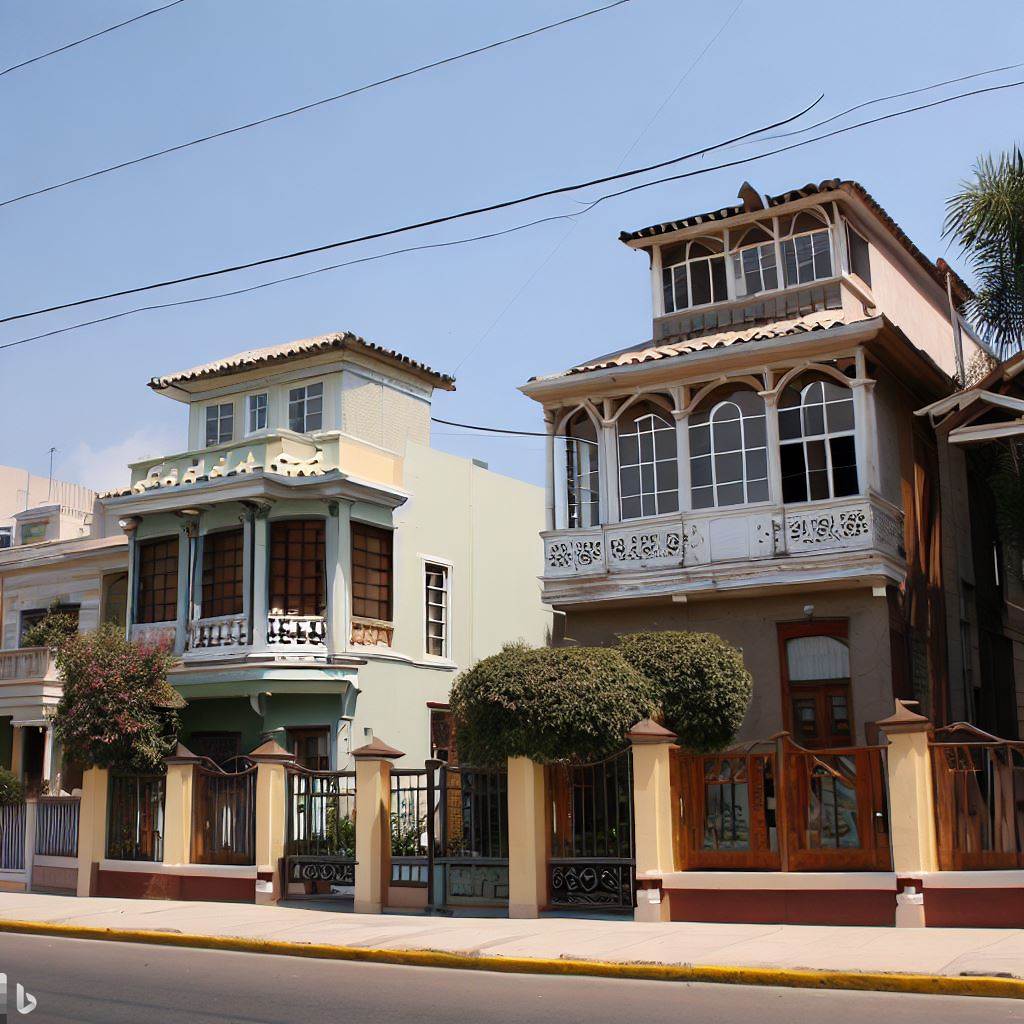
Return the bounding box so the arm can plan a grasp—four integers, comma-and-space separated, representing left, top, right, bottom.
0, 892, 1022, 985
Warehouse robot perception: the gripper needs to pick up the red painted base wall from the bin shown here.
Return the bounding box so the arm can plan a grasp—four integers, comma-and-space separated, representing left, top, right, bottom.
924, 888, 1024, 928
667, 888, 894, 926
96, 870, 255, 903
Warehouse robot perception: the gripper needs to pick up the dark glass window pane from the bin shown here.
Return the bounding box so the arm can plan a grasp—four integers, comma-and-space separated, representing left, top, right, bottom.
639, 433, 654, 461
806, 439, 827, 472
829, 434, 857, 469
808, 469, 830, 501
803, 404, 825, 436
690, 259, 712, 306
717, 482, 744, 507
691, 486, 714, 509
714, 419, 742, 452
620, 496, 642, 520
747, 478, 769, 503
351, 522, 392, 621
847, 225, 871, 285
619, 466, 641, 497
673, 265, 688, 310
690, 455, 713, 487
743, 415, 766, 447
778, 407, 802, 441
640, 464, 656, 493
654, 428, 676, 460
662, 267, 675, 312
745, 448, 767, 480
709, 255, 726, 301
201, 529, 244, 617
641, 493, 657, 517
782, 238, 798, 287
780, 444, 808, 503
618, 434, 639, 465
812, 230, 833, 277
657, 459, 678, 492
826, 399, 854, 432
689, 424, 711, 455
657, 490, 679, 513
715, 452, 743, 483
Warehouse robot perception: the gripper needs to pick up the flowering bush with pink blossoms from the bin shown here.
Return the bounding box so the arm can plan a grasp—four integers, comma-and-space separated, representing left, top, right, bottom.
53, 623, 184, 772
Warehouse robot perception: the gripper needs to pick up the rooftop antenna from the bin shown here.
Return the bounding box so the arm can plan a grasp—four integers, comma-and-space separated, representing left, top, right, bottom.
46, 447, 58, 502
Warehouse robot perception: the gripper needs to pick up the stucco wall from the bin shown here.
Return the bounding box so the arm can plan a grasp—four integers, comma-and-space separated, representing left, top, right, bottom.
563, 588, 894, 745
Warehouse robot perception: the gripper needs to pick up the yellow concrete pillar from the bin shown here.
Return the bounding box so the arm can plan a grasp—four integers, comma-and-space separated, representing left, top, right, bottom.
76, 766, 109, 897
163, 744, 201, 865
628, 719, 678, 923
250, 739, 295, 903
878, 701, 939, 877
353, 737, 403, 915
507, 756, 547, 919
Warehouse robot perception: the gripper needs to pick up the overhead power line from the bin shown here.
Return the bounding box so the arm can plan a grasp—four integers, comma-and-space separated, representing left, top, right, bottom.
0, 0, 638, 209
3, 74, 1024, 350
0, 0, 188, 79
0, 96, 822, 327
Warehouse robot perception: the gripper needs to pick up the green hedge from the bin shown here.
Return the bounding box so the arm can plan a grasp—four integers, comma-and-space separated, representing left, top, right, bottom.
449, 642, 657, 766
617, 631, 751, 752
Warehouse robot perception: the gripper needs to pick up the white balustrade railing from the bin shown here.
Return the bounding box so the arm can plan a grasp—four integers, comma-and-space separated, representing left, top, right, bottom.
267, 614, 327, 646
543, 496, 903, 580
0, 648, 54, 683
189, 614, 249, 649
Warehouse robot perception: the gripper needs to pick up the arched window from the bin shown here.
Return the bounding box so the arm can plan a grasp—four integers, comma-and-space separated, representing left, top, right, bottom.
689, 388, 768, 509
661, 237, 727, 313
617, 401, 678, 520
779, 209, 833, 287
730, 223, 778, 298
779, 378, 858, 503
563, 410, 600, 529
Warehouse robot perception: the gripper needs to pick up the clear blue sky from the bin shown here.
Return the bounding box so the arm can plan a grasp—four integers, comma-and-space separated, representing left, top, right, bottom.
2, 0, 1022, 492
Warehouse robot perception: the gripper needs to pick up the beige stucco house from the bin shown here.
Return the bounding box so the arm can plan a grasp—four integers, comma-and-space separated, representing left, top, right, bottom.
521, 178, 1001, 747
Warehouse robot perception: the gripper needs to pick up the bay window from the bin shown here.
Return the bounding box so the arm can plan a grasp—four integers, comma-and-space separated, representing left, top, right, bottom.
617, 401, 678, 520
689, 388, 769, 509
201, 528, 244, 617
780, 212, 833, 287
730, 225, 778, 298
661, 239, 727, 313
136, 536, 179, 624
779, 379, 858, 503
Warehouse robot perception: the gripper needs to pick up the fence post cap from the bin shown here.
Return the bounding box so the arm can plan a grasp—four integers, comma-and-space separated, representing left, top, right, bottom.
352, 737, 404, 761
165, 742, 203, 765
877, 699, 932, 735
248, 739, 295, 762
627, 718, 677, 744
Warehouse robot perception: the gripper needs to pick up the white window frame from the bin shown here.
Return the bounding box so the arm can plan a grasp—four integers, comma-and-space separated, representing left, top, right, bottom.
421, 557, 453, 661
288, 381, 324, 434
779, 380, 858, 503
617, 408, 678, 520
689, 398, 769, 509
780, 227, 834, 288
731, 239, 780, 299
205, 402, 233, 447
246, 392, 269, 435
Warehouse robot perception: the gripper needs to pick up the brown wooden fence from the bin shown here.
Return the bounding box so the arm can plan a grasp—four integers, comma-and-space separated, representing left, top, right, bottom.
671, 734, 891, 872
931, 724, 1024, 870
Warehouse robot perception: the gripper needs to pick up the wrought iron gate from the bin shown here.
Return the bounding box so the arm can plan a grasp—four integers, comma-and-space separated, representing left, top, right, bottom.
431, 764, 508, 907
285, 768, 356, 894
548, 748, 635, 910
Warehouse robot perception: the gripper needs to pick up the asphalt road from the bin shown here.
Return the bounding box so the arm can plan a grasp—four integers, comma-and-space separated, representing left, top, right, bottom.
0, 933, 1022, 1024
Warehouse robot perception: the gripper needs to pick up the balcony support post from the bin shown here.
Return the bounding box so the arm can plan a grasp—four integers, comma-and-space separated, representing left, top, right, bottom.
251, 510, 270, 652
124, 527, 138, 638
173, 522, 192, 655
764, 386, 784, 506
543, 413, 556, 532
673, 405, 691, 513
601, 416, 619, 525
327, 501, 352, 654
851, 358, 878, 495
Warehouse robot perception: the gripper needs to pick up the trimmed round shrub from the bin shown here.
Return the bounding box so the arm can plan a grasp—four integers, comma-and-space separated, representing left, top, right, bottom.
617, 631, 751, 753
449, 642, 657, 766
0, 767, 24, 805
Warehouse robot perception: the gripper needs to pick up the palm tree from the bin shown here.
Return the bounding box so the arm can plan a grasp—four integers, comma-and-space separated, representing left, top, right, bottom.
943, 146, 1024, 357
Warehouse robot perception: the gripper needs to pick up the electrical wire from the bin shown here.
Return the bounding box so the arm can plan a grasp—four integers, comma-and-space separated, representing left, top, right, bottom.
431, 417, 593, 444
4, 75, 1024, 350
0, 0, 188, 79
0, 96, 823, 327
0, 0, 638, 209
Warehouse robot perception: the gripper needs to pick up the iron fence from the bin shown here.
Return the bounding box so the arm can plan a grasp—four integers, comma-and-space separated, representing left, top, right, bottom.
390, 769, 429, 886
0, 803, 25, 870
35, 796, 80, 858
106, 773, 165, 862
285, 769, 357, 890
191, 760, 257, 866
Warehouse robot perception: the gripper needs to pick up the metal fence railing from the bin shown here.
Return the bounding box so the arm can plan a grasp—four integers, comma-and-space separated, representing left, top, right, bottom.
191, 761, 257, 866
106, 774, 165, 862
0, 803, 25, 871
390, 769, 429, 886
36, 796, 80, 858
